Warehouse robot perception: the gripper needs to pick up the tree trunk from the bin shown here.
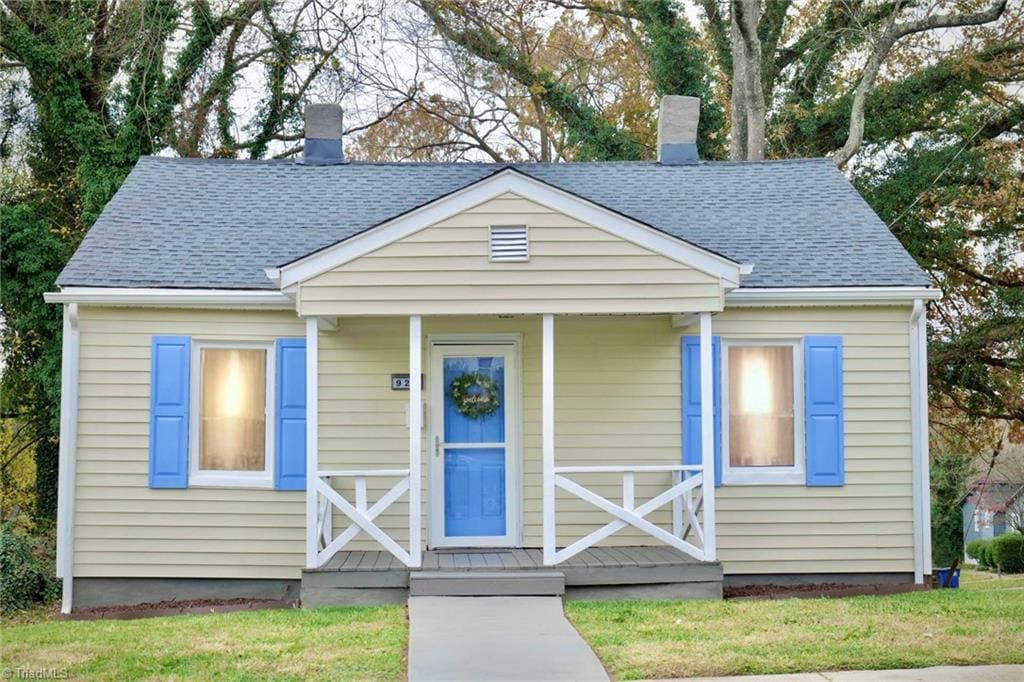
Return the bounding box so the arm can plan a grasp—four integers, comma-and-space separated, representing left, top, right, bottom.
731, 0, 765, 160
729, 12, 748, 161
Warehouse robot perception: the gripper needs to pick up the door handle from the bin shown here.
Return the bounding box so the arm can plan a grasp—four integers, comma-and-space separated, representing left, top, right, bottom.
435, 435, 442, 458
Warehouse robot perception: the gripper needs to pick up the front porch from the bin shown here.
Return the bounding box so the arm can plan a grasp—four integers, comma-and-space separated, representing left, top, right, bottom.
301, 546, 723, 606
301, 312, 722, 605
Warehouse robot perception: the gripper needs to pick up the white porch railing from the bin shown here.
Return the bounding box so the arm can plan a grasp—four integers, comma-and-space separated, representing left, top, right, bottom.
303, 311, 717, 571
549, 464, 709, 564
306, 315, 422, 570
312, 469, 414, 568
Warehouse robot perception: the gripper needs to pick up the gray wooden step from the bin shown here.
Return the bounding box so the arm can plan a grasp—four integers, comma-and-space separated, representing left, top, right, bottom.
409, 571, 565, 597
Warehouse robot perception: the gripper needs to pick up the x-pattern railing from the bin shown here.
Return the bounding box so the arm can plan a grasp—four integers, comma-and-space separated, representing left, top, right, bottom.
550, 464, 707, 564
313, 469, 414, 567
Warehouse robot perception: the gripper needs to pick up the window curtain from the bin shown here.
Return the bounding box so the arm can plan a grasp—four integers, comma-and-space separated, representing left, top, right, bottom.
728, 346, 794, 467
199, 348, 266, 471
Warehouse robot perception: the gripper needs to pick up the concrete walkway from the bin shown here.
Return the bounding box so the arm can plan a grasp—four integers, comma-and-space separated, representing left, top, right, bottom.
407, 596, 609, 681
671, 665, 1024, 682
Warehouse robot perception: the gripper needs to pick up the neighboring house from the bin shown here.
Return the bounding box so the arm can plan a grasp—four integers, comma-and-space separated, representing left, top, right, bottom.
962, 480, 1024, 556
45, 98, 939, 613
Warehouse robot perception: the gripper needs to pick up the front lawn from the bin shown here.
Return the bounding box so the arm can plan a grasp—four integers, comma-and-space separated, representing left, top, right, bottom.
3, 572, 1021, 680
1, 605, 406, 680
566, 570, 1024, 680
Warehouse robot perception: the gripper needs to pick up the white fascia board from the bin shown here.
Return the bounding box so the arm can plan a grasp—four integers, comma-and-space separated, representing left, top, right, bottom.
44, 287, 294, 309
726, 286, 942, 306
276, 168, 748, 289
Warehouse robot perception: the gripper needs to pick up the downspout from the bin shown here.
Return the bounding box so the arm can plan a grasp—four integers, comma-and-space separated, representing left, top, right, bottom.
56, 303, 81, 613
909, 300, 932, 584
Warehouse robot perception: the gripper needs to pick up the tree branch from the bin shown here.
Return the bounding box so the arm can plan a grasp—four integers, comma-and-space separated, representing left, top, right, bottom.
834, 0, 1008, 166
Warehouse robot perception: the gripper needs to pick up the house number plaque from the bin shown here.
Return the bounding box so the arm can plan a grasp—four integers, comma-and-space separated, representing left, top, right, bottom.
390, 374, 424, 390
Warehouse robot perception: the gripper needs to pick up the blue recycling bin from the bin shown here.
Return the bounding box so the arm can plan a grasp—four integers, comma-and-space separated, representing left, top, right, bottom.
934, 567, 960, 588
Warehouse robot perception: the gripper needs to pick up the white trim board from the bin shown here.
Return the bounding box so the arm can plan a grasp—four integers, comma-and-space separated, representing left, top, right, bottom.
726, 286, 941, 306
274, 169, 751, 289
45, 288, 294, 309
56, 304, 80, 614
909, 299, 932, 583
45, 284, 940, 313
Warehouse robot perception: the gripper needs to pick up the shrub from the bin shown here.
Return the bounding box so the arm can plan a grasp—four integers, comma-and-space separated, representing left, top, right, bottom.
991, 532, 1024, 574
965, 538, 989, 562
930, 449, 972, 567
976, 542, 992, 569
0, 521, 58, 612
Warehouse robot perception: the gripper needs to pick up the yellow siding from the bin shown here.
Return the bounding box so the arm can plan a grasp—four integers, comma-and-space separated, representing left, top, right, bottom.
298, 192, 723, 316
74, 305, 914, 579
73, 307, 305, 579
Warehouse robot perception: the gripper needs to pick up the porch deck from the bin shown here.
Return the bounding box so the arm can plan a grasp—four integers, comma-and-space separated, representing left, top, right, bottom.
301, 547, 723, 606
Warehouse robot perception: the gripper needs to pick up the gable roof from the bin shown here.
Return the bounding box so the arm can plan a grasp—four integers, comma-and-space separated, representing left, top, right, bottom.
56, 155, 931, 290
273, 167, 749, 290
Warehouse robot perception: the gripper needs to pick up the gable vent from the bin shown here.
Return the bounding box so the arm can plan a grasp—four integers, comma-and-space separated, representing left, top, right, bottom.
490, 225, 529, 262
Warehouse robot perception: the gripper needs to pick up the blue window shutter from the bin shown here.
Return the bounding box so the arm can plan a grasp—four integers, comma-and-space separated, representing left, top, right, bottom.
275, 338, 307, 490
682, 335, 722, 486
805, 336, 845, 486
149, 336, 190, 488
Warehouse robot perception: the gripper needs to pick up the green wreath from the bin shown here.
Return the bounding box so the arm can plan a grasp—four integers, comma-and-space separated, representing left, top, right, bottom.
448, 371, 501, 420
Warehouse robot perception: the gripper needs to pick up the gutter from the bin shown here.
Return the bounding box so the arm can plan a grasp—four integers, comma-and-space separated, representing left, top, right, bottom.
44, 287, 294, 309
909, 299, 932, 584
726, 286, 942, 306
56, 304, 80, 613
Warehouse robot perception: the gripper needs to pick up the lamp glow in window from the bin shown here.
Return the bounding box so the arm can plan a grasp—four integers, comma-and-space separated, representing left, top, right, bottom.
728, 345, 795, 467
199, 348, 266, 471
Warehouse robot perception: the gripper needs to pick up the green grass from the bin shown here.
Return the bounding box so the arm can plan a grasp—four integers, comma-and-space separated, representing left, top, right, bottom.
3, 571, 1021, 680
1, 605, 407, 680
566, 570, 1024, 680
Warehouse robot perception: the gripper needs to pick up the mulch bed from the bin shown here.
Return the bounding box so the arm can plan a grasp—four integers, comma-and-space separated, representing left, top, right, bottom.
725, 581, 931, 600
65, 597, 298, 621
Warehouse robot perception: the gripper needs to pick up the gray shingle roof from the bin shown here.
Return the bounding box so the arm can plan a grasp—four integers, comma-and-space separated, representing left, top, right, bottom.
57, 156, 930, 289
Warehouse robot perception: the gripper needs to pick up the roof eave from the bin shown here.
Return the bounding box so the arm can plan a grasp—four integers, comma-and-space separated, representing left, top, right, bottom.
44, 287, 295, 309
725, 286, 941, 307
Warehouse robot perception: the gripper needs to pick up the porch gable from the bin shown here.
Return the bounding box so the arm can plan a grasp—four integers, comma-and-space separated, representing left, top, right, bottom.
277, 169, 748, 317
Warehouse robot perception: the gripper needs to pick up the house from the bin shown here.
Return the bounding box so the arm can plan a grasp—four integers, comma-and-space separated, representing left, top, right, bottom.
962, 437, 1024, 560
45, 98, 939, 613
962, 480, 1023, 557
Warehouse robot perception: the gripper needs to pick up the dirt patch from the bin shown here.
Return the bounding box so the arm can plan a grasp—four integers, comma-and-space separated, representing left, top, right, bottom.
724, 582, 931, 600
66, 597, 297, 621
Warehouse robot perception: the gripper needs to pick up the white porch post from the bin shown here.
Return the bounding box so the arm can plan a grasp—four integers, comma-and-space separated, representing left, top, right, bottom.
699, 312, 717, 561
542, 313, 556, 565
305, 317, 319, 568
408, 315, 423, 568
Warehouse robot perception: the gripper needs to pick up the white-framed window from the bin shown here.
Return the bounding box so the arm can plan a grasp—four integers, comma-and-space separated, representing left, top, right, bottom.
722, 339, 804, 485
189, 340, 275, 487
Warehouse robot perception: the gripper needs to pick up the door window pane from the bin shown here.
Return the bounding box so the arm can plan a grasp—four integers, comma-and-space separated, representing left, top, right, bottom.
728, 345, 795, 467
199, 348, 266, 471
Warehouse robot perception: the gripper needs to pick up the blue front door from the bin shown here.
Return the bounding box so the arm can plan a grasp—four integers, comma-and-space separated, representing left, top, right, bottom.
434, 347, 515, 544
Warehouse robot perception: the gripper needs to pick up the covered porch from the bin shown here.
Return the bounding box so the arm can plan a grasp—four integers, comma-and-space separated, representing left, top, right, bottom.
265, 167, 750, 602
300, 311, 722, 600
301, 546, 722, 605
